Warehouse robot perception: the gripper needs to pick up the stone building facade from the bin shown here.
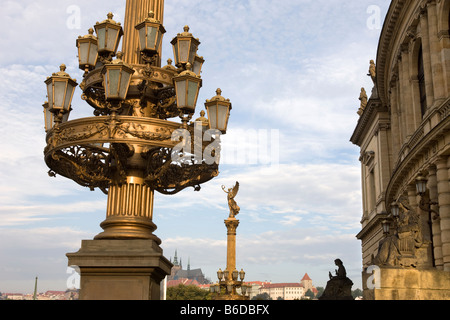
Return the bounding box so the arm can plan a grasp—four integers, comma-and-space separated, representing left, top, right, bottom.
351, 0, 450, 299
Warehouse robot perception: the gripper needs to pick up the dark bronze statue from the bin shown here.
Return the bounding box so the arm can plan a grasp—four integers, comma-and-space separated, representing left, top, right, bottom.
319, 259, 354, 300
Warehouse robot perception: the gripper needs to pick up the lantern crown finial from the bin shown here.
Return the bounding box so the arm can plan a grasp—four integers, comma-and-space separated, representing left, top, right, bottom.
207, 88, 230, 103
141, 10, 161, 24
98, 12, 121, 26
52, 64, 76, 81
178, 62, 200, 78
115, 51, 124, 61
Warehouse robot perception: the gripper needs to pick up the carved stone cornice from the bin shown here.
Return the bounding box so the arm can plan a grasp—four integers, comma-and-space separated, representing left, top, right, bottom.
376, 0, 427, 105
350, 98, 389, 147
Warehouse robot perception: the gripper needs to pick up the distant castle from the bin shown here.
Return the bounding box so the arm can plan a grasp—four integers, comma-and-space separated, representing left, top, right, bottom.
167, 250, 210, 285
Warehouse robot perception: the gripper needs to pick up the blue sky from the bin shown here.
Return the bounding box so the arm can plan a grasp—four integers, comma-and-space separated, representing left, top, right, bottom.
0, 0, 390, 293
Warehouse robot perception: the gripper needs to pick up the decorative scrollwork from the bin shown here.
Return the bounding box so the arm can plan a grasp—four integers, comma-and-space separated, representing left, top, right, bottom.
82, 86, 109, 116
46, 145, 111, 193
143, 147, 219, 195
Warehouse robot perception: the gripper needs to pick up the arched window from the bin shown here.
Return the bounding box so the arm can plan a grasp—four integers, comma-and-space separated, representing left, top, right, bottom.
418, 45, 427, 117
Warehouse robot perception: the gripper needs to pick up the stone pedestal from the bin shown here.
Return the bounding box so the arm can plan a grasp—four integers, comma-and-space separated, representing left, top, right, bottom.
67, 239, 172, 300
363, 267, 450, 300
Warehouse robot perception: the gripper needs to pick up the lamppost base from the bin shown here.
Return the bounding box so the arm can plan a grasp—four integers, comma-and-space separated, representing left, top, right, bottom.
95, 216, 162, 243
67, 239, 172, 300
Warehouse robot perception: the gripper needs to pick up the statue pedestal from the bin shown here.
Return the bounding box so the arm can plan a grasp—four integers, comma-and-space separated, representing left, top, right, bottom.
319, 277, 354, 300
67, 239, 172, 300
363, 267, 450, 300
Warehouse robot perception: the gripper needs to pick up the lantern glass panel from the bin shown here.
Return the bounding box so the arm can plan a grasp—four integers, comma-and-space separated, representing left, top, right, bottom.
107, 28, 119, 52
107, 69, 120, 98
391, 203, 399, 218
193, 58, 203, 76
178, 40, 190, 63
97, 28, 106, 51
156, 31, 163, 50
208, 105, 218, 130
173, 43, 179, 64
138, 27, 146, 50
189, 44, 198, 64
175, 80, 186, 108
88, 42, 98, 66
147, 26, 158, 50
64, 83, 76, 111
44, 108, 54, 132
193, 62, 201, 75
187, 80, 199, 107
217, 104, 229, 131
54, 81, 67, 110
416, 179, 427, 195
119, 71, 132, 99
382, 220, 390, 234
79, 42, 90, 65
47, 82, 53, 108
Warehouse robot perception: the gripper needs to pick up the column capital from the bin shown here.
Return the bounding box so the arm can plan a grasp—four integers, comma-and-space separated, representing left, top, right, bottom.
436, 155, 450, 167
225, 218, 240, 235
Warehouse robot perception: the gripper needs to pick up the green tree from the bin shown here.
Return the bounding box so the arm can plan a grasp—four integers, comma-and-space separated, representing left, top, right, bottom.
304, 289, 315, 300
352, 288, 363, 299
166, 284, 211, 301
252, 292, 272, 300
315, 286, 325, 298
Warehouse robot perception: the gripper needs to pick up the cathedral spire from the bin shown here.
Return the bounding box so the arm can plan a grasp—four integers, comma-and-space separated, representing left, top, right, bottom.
173, 249, 179, 266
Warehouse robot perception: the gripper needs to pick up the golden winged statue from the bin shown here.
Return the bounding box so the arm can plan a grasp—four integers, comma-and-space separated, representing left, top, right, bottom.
222, 182, 240, 218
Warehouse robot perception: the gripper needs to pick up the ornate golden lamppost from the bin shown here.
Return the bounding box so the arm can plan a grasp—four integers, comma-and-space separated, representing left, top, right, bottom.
42, 0, 233, 300
210, 182, 251, 300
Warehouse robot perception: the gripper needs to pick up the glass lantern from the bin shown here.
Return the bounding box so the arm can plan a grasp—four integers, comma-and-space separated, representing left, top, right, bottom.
101, 58, 135, 101
173, 63, 202, 113
193, 55, 205, 76
45, 64, 78, 114
135, 11, 166, 56
205, 88, 232, 134
95, 13, 123, 56
76, 28, 98, 71
416, 175, 428, 195
171, 26, 200, 68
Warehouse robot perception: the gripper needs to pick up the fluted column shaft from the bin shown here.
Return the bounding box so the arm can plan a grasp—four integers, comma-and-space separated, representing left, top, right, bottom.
225, 218, 240, 277
426, 1, 446, 102
428, 165, 443, 269
95, 175, 160, 242
436, 157, 450, 271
